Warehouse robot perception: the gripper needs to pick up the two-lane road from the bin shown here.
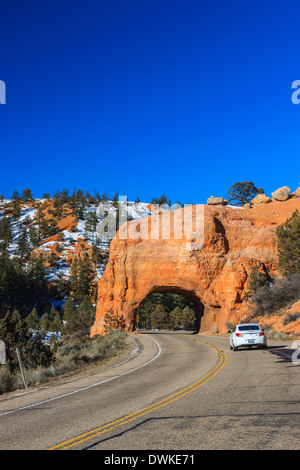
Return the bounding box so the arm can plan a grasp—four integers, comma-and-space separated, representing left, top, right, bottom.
0, 332, 299, 450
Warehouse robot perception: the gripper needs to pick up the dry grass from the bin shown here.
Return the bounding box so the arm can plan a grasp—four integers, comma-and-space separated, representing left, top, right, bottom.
0, 330, 127, 394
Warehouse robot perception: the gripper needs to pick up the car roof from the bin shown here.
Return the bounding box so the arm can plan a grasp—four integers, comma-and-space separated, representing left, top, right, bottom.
236, 323, 261, 328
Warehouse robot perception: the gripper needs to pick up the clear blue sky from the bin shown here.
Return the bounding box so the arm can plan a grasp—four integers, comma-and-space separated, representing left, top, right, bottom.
1, 0, 300, 204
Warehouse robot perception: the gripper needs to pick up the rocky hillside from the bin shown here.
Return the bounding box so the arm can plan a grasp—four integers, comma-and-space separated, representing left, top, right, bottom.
0, 194, 151, 296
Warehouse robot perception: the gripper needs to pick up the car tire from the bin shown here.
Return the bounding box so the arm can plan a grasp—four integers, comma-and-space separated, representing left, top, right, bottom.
233, 344, 238, 351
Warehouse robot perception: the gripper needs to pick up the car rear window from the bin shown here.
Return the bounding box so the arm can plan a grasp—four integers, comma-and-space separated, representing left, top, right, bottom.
238, 325, 260, 331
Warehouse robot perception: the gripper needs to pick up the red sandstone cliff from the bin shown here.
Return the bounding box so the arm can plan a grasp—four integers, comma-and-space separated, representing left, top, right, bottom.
91, 193, 300, 337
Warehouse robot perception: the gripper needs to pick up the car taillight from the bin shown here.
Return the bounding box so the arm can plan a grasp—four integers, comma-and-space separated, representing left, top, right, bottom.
236, 333, 243, 337
259, 332, 264, 336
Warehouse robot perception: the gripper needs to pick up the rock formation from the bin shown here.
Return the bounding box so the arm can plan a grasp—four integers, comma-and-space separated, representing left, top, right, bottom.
271, 186, 290, 201
91, 191, 300, 337
251, 194, 271, 204
207, 196, 228, 205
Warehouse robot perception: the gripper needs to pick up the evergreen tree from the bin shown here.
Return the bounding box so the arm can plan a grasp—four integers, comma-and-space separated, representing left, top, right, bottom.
35, 203, 44, 241
112, 191, 119, 208
12, 199, 22, 220
48, 310, 62, 333
28, 225, 39, 248
21, 188, 33, 201
0, 215, 13, 250
0, 252, 26, 316
77, 295, 95, 328
84, 211, 98, 233
103, 309, 125, 333
276, 209, 300, 275
151, 194, 171, 206
63, 297, 77, 323
63, 295, 95, 334
25, 307, 40, 331
27, 255, 48, 309
181, 306, 195, 330
246, 266, 269, 297
11, 190, 20, 201
0, 310, 53, 372
17, 226, 29, 261
227, 181, 264, 206
150, 304, 171, 330
40, 312, 50, 331
169, 306, 182, 329
70, 255, 95, 302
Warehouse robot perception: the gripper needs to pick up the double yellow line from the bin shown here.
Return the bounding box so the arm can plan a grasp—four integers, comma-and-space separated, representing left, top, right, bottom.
48, 338, 227, 450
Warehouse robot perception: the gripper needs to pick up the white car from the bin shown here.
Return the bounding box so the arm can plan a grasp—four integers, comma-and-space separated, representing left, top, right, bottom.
229, 323, 267, 351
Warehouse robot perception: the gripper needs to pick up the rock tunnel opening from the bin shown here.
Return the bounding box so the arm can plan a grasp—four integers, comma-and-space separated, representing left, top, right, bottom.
135, 287, 204, 333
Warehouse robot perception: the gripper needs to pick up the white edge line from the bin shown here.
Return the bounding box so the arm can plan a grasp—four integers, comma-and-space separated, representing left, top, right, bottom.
0, 335, 162, 417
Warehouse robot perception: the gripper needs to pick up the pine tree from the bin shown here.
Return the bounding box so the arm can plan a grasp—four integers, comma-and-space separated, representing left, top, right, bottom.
21, 188, 33, 201
11, 190, 20, 201
70, 257, 80, 300
27, 255, 48, 308
276, 210, 300, 275
70, 255, 95, 302
17, 226, 29, 261
40, 312, 50, 331
28, 225, 39, 248
12, 199, 22, 220
84, 211, 98, 233
25, 307, 40, 331
0, 215, 13, 250
181, 306, 195, 330
48, 310, 62, 333
77, 295, 95, 328
169, 306, 182, 329
63, 297, 77, 323
227, 181, 264, 206
103, 309, 125, 333
246, 266, 268, 297
0, 310, 53, 372
150, 304, 171, 330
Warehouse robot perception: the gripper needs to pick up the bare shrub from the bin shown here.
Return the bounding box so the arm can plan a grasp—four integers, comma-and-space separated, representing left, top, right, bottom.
0, 331, 127, 394
282, 311, 300, 326
251, 274, 300, 315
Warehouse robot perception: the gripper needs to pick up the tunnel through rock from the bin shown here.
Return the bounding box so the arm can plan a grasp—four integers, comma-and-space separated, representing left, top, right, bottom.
135, 287, 204, 333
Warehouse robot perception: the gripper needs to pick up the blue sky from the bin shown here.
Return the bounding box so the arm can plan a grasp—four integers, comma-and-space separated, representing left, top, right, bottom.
1, 0, 300, 205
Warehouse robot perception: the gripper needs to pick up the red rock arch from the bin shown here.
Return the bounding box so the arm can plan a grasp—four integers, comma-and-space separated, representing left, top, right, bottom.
90, 198, 300, 337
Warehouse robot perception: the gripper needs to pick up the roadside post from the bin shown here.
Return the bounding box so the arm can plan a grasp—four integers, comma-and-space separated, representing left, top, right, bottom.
16, 347, 28, 389
136, 314, 139, 333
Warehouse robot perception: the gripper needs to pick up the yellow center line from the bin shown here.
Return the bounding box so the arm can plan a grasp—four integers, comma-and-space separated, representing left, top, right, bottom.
47, 337, 227, 450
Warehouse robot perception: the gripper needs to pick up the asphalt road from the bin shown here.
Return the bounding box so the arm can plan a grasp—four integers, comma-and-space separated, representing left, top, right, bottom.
0, 332, 299, 451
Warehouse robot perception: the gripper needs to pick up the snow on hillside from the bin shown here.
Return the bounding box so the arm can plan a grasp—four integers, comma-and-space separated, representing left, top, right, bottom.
0, 198, 152, 282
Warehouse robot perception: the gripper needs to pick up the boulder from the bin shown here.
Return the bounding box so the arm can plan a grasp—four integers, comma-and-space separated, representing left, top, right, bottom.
207, 196, 228, 205
251, 194, 271, 204
271, 186, 290, 201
